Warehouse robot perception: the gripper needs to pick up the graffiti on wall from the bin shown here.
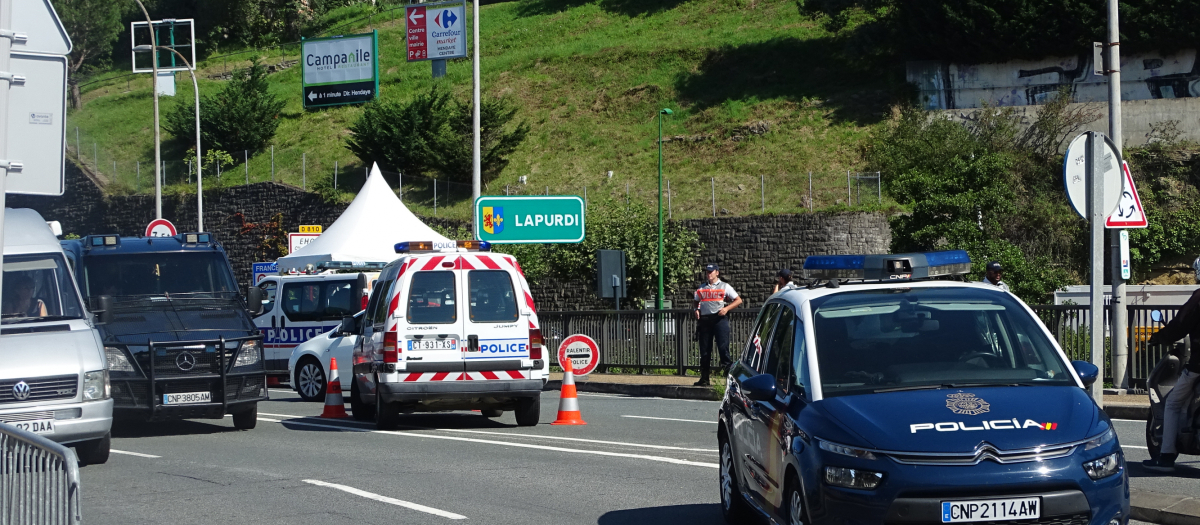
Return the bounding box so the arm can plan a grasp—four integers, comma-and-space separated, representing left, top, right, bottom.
908, 50, 1200, 110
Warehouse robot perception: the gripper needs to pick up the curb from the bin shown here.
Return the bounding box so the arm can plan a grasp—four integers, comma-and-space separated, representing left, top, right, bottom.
1104, 404, 1149, 421
543, 380, 720, 401
1131, 489, 1200, 525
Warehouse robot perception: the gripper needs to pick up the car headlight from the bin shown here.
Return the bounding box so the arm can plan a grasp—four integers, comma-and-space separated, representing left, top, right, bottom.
824, 466, 884, 489
1083, 451, 1122, 480
234, 340, 261, 368
105, 346, 136, 374
818, 439, 878, 460
1084, 427, 1115, 450
83, 370, 110, 401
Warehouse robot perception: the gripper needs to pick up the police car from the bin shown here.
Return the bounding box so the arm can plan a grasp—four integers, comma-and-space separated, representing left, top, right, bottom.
718, 251, 1128, 525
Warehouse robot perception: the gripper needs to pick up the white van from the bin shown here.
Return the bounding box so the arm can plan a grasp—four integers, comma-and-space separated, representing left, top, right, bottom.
349, 241, 548, 428
1, 208, 113, 463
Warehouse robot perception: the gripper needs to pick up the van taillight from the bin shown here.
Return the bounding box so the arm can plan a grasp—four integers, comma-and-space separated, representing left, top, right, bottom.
529, 328, 543, 360
384, 331, 399, 363
361, 294, 369, 312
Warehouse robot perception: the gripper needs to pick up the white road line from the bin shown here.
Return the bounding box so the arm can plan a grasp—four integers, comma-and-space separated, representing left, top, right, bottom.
1111, 418, 1147, 423
110, 449, 161, 458
1122, 445, 1149, 450
257, 417, 282, 423
257, 412, 715, 452
622, 415, 717, 424
302, 479, 466, 520
576, 393, 719, 403
266, 416, 719, 468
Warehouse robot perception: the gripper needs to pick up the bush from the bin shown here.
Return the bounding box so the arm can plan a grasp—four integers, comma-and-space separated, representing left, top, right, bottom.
345, 86, 530, 186
165, 57, 285, 155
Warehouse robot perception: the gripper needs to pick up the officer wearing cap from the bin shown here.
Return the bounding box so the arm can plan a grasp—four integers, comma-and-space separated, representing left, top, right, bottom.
982, 261, 1010, 292
773, 268, 793, 294
693, 263, 742, 386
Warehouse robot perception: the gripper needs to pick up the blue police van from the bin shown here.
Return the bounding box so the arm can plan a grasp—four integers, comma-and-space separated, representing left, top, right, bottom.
718, 251, 1128, 525
61, 233, 267, 429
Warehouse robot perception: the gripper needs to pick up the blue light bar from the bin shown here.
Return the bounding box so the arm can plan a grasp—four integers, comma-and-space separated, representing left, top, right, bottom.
802, 255, 866, 279
924, 250, 971, 277
803, 251, 973, 281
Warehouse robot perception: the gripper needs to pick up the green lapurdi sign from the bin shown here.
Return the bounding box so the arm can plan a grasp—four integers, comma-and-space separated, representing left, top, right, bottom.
475, 196, 585, 243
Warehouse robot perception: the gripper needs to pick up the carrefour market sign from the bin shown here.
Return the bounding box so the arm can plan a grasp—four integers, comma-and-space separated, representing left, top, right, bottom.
475, 196, 585, 244
301, 31, 379, 108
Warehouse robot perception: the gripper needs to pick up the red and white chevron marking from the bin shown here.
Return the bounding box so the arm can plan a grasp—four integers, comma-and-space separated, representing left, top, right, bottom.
397, 370, 530, 382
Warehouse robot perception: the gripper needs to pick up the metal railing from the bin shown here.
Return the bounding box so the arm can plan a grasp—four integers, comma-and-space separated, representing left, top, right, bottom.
0, 423, 81, 525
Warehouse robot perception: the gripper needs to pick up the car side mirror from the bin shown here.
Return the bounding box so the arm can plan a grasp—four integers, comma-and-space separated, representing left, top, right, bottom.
742, 373, 777, 402
1071, 360, 1099, 387
339, 316, 357, 336
246, 287, 265, 317
1151, 310, 1164, 324
96, 295, 113, 325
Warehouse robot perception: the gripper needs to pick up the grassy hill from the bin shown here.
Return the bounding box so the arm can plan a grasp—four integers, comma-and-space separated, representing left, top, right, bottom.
69, 0, 905, 220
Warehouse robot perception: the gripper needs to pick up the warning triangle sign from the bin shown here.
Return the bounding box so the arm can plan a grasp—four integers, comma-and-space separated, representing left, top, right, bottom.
1106, 161, 1148, 229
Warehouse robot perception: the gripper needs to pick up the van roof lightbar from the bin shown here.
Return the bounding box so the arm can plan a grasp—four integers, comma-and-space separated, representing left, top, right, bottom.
318, 261, 388, 271
395, 240, 492, 253
802, 250, 971, 282
87, 235, 121, 248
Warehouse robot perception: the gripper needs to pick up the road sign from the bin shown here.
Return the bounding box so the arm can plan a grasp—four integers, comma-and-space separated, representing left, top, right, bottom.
288, 232, 320, 253
301, 31, 378, 108
130, 19, 195, 73
405, 2, 467, 62
557, 334, 599, 376
4, 52, 66, 195
474, 196, 585, 244
13, 0, 71, 56
253, 262, 278, 286
298, 224, 323, 233
145, 218, 177, 237
1064, 133, 1122, 220
1105, 161, 1148, 229
1119, 231, 1131, 280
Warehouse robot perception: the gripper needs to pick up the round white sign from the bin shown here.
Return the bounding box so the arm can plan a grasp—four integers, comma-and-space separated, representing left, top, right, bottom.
557, 334, 600, 376
145, 218, 177, 237
1063, 133, 1122, 220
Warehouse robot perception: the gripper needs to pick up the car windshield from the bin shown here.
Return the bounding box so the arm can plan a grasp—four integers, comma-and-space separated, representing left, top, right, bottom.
80, 252, 237, 300
2, 253, 85, 324
810, 287, 1074, 398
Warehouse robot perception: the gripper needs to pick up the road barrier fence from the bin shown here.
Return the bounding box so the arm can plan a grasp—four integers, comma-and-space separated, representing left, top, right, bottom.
0, 423, 81, 525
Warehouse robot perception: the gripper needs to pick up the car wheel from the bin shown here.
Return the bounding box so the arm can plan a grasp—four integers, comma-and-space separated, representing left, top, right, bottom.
295, 357, 327, 402
1147, 417, 1163, 459
233, 405, 258, 430
74, 432, 111, 465
481, 409, 503, 418
784, 474, 806, 525
514, 396, 540, 426
350, 380, 372, 422
376, 399, 400, 430
719, 438, 752, 522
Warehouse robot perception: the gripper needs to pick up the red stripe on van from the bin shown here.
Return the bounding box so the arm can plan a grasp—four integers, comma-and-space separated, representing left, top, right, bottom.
457, 257, 476, 270
480, 370, 500, 380
422, 256, 445, 271
524, 292, 537, 310
506, 370, 524, 379
431, 371, 450, 382
404, 373, 422, 382
476, 255, 501, 269
457, 373, 471, 381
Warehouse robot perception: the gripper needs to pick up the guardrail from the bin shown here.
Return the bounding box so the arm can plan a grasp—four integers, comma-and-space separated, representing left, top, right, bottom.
0, 423, 81, 525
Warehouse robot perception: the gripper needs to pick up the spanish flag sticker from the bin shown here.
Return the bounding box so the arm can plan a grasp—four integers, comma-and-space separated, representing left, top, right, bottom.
1043, 422, 1058, 430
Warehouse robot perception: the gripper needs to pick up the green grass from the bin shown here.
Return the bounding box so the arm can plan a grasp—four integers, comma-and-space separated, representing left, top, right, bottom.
68, 0, 904, 219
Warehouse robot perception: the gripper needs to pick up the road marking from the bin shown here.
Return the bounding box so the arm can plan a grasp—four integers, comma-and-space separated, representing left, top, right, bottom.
258, 417, 282, 423
265, 415, 719, 468
302, 479, 466, 520
1122, 444, 1149, 450
577, 392, 719, 403
110, 449, 160, 458
1111, 418, 1147, 423
622, 415, 717, 424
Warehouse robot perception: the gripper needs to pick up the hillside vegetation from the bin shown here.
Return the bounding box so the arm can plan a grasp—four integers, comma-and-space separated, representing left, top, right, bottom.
68, 0, 905, 220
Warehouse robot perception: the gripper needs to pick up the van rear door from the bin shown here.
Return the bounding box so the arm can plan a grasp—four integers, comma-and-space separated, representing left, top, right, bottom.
459, 255, 528, 379
399, 256, 465, 376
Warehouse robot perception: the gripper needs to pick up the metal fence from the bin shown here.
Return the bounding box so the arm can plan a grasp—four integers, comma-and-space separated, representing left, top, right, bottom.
0, 424, 81, 525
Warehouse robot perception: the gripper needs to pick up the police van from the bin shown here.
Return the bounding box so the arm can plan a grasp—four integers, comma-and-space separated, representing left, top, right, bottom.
347, 240, 548, 427
718, 251, 1128, 525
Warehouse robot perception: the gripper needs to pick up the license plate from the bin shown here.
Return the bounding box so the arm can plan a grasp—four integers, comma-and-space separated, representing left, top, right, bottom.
163, 391, 211, 405
408, 339, 457, 351
8, 419, 54, 434
942, 497, 1040, 523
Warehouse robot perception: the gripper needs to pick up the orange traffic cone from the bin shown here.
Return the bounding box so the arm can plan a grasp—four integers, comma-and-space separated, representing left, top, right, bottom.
551, 358, 587, 425
320, 358, 349, 418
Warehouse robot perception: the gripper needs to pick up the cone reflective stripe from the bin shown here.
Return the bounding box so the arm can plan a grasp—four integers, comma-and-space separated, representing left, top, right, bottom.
551, 357, 586, 425
320, 357, 349, 418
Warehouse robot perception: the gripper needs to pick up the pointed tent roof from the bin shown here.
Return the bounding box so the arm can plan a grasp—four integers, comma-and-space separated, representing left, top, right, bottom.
275, 164, 451, 271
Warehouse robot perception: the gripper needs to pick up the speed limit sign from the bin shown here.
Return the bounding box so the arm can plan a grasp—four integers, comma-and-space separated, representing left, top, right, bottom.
557, 334, 600, 376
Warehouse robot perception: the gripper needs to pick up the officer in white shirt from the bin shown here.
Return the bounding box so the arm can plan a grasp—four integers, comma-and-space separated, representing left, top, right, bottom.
981, 261, 1010, 292
693, 263, 743, 386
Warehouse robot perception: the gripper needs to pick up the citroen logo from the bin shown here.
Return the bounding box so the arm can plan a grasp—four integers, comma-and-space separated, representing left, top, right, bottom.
176, 352, 197, 371
12, 381, 30, 401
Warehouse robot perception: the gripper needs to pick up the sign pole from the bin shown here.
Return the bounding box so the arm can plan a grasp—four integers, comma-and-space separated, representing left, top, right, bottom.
133, 1, 162, 219
471, 0, 481, 221
1087, 131, 1106, 406
1106, 0, 1128, 390
0, 0, 12, 311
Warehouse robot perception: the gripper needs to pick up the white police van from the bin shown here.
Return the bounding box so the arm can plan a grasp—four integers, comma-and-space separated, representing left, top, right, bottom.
348, 240, 548, 427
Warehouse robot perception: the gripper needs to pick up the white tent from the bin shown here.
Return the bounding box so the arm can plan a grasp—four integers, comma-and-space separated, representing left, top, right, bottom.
275, 163, 452, 271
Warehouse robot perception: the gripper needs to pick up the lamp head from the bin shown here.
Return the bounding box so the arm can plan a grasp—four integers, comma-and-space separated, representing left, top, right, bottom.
660, 108, 673, 115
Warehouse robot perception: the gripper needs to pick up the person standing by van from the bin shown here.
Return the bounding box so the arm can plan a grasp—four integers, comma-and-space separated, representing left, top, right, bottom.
693, 264, 742, 386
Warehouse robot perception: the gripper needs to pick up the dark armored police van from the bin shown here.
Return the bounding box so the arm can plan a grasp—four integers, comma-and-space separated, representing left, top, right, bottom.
61, 232, 267, 429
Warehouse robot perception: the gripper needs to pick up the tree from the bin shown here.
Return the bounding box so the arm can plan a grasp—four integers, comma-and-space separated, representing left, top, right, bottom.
52, 0, 127, 108
165, 57, 285, 154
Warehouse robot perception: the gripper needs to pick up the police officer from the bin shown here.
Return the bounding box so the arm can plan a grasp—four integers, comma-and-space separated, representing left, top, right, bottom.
693, 263, 742, 386
981, 261, 1010, 292
773, 268, 793, 294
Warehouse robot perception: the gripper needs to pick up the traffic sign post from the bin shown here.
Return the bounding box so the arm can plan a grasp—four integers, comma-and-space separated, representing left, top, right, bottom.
1063, 133, 1122, 220
288, 232, 320, 254
253, 262, 278, 285
145, 218, 177, 237
1105, 161, 1147, 229
475, 196, 585, 243
301, 31, 379, 109
557, 335, 600, 377
405, 2, 467, 62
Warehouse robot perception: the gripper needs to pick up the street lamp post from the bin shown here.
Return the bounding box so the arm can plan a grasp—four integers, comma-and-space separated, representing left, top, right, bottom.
135, 44, 203, 231
657, 108, 673, 311
133, 0, 162, 220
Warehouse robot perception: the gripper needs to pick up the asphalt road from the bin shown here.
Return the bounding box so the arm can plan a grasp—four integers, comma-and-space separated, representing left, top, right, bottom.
76, 390, 1196, 525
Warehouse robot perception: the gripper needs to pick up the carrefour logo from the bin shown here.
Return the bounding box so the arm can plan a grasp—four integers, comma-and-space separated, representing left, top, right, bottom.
436, 9, 458, 28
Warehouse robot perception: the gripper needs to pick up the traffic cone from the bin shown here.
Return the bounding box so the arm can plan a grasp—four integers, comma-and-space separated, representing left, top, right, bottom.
320, 358, 348, 418
267, 376, 280, 387
551, 358, 587, 425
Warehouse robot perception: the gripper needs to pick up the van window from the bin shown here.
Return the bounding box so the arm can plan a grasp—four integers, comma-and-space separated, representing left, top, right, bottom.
280, 280, 357, 322
371, 279, 394, 325
258, 281, 277, 314
80, 252, 236, 298
2, 253, 84, 323
407, 272, 457, 324
468, 270, 519, 322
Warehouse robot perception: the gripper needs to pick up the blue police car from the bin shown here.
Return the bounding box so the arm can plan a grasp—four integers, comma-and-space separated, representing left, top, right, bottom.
718, 251, 1128, 525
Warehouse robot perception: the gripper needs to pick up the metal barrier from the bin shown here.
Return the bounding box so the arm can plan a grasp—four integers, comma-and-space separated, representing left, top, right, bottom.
0, 423, 81, 525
